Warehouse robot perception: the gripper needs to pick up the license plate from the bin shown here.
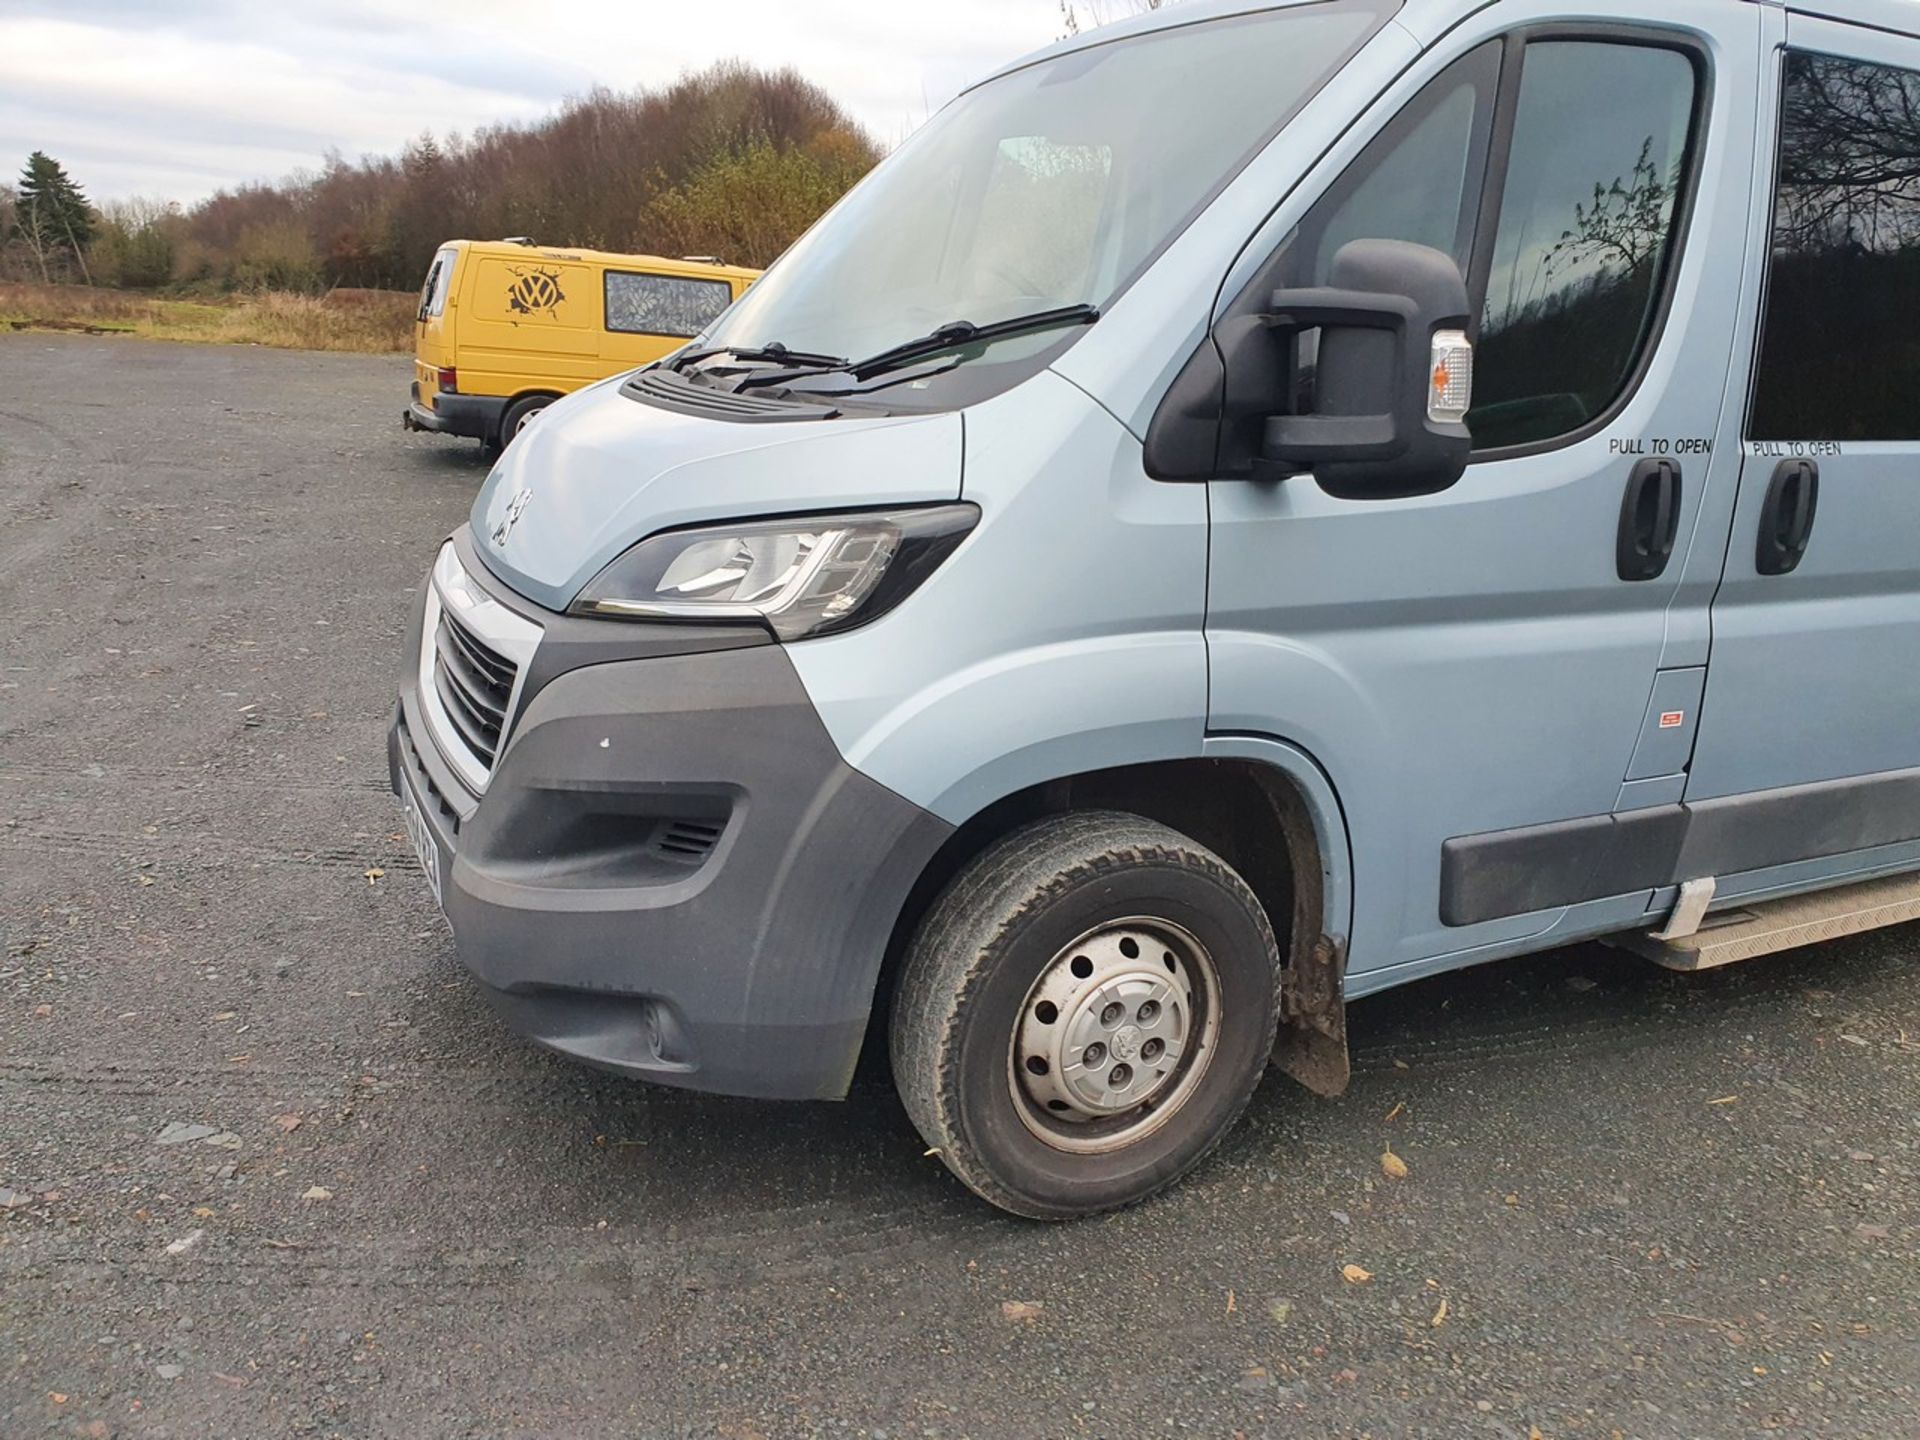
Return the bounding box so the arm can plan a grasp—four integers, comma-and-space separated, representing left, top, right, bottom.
399, 778, 443, 910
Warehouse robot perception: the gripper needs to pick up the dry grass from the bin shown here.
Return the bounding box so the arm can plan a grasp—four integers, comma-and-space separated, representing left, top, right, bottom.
0, 283, 415, 354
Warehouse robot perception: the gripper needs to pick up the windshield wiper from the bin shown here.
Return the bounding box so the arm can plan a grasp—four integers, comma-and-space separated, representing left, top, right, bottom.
845, 304, 1101, 380
732, 303, 1101, 392
669, 341, 849, 374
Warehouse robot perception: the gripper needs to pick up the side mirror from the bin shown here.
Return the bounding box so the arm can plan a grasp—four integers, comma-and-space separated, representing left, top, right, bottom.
1260, 239, 1474, 498
1142, 238, 1477, 493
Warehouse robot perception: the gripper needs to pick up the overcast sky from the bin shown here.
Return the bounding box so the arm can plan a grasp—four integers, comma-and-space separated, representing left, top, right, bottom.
0, 0, 1076, 206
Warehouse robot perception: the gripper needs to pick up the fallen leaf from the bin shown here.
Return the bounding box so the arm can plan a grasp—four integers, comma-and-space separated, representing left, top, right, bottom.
1225, 1289, 1236, 1314
1707, 1095, 1740, 1105
1392, 1059, 1410, 1071
139, 874, 155, 886
363, 868, 384, 885
49, 1393, 67, 1405
1431, 1297, 1449, 1327
1381, 1149, 1410, 1180
1383, 1102, 1405, 1123
922, 1147, 940, 1158
1267, 1299, 1293, 1324
32, 1003, 51, 1018
1504, 1193, 1520, 1206
1000, 1300, 1043, 1324
212, 1011, 237, 1022
302, 1185, 332, 1202
191, 1206, 215, 1219
274, 1114, 303, 1133
164, 1228, 204, 1257
1341, 1264, 1373, 1285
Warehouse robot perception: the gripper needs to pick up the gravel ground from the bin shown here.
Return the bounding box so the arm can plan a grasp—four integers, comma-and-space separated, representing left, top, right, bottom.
2, 333, 1917, 1440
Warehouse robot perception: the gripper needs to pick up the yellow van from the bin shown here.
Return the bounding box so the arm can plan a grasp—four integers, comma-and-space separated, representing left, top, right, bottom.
403, 240, 759, 449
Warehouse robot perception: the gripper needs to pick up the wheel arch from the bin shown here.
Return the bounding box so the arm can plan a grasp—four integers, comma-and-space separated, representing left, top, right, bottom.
868, 739, 1357, 1095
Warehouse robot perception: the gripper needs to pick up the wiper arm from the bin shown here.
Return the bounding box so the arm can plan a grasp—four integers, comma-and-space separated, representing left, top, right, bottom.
843, 303, 1100, 380
669, 341, 849, 374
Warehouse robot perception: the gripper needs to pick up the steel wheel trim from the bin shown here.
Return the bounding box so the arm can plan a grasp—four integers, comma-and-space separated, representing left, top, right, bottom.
1008, 916, 1222, 1155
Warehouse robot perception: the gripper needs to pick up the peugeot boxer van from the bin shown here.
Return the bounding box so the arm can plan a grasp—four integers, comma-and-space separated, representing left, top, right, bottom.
392, 0, 1920, 1218
403, 240, 758, 450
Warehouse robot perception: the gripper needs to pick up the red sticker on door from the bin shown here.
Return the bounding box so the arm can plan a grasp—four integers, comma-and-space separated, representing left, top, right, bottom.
1659, 711, 1686, 730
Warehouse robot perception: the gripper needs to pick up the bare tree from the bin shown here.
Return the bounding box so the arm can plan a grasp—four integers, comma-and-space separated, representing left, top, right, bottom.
1773, 52, 1920, 254
1059, 0, 1169, 38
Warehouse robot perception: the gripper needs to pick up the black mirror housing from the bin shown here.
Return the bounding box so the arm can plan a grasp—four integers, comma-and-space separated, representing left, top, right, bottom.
1263, 240, 1473, 498
1143, 238, 1474, 498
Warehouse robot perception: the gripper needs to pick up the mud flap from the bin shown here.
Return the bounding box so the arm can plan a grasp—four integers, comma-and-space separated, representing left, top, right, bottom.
1273, 933, 1350, 1098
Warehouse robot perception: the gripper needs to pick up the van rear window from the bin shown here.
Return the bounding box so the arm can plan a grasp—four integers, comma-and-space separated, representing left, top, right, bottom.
419, 247, 457, 320
1751, 51, 1920, 442
605, 271, 733, 338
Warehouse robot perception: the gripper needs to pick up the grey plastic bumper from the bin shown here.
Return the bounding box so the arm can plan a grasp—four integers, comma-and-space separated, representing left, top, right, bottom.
389, 550, 953, 1100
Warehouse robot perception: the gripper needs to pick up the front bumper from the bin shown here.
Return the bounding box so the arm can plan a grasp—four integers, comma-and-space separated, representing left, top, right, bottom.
389, 531, 953, 1100
404, 384, 506, 441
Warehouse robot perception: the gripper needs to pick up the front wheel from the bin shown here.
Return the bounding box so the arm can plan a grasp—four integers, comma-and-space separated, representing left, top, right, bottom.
891, 812, 1282, 1219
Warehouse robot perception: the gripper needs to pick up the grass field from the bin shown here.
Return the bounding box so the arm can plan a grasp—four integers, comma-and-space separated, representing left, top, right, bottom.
0, 283, 415, 353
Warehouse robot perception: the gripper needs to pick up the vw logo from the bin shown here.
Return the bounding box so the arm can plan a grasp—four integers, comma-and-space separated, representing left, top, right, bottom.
491, 487, 532, 547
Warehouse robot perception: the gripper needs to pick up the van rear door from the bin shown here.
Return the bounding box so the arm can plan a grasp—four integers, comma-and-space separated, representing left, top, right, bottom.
1683, 17, 1920, 882
414, 245, 459, 414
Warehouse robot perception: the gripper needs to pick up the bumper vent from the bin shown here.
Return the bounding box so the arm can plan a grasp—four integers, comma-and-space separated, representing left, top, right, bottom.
653, 819, 724, 863
432, 608, 519, 770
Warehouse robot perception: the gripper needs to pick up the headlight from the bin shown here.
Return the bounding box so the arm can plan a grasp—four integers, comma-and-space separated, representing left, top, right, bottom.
569, 504, 979, 640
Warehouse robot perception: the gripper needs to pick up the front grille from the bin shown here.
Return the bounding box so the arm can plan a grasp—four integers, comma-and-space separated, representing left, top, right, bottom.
432, 608, 518, 770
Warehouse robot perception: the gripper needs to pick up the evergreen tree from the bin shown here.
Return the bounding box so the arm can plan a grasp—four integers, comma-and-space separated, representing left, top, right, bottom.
14, 151, 96, 281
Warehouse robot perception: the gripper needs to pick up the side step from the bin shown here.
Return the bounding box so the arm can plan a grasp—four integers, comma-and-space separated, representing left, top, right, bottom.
1615, 871, 1920, 971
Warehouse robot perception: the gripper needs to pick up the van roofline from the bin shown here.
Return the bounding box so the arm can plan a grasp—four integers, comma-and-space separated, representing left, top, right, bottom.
970, 0, 1920, 100
1753, 0, 1920, 36
968, 0, 1406, 96
439, 238, 760, 281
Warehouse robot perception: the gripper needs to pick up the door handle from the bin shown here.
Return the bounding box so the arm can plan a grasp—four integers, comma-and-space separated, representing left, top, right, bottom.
1757, 459, 1820, 576
1617, 458, 1683, 582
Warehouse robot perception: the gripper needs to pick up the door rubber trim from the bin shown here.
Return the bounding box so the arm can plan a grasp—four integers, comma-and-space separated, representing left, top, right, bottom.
1441, 764, 1920, 925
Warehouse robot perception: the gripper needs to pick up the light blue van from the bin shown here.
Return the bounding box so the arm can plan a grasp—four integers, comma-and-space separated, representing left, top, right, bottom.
392, 0, 1920, 1217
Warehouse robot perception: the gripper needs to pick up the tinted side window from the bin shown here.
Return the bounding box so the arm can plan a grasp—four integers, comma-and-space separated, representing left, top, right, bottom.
1751, 51, 1920, 441
605, 271, 734, 338
1471, 42, 1698, 452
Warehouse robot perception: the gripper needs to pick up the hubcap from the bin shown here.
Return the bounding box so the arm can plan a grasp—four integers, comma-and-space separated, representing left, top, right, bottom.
1010, 917, 1220, 1154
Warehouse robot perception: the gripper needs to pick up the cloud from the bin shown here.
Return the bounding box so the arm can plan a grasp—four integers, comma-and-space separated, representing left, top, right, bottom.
0, 0, 1068, 203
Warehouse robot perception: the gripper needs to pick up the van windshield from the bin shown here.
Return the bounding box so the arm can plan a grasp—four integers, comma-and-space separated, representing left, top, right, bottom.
698, 1, 1392, 387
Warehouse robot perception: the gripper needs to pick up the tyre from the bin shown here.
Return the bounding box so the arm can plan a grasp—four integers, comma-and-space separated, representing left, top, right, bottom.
497, 394, 552, 449
891, 811, 1282, 1219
